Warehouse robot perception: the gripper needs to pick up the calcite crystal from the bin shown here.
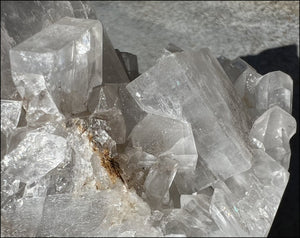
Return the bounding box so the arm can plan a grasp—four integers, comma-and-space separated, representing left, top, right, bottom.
1, 1, 98, 101
1, 17, 296, 237
10, 17, 129, 118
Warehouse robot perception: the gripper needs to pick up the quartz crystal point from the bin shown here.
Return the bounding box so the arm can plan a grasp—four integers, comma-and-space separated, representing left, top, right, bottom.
249, 106, 296, 169
118, 85, 148, 137
217, 56, 260, 87
143, 157, 178, 209
127, 49, 252, 180
218, 57, 293, 121
10, 17, 129, 118
254, 71, 293, 116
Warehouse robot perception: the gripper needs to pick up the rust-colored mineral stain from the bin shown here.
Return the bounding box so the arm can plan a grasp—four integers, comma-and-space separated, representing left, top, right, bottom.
76, 120, 125, 185
87, 133, 93, 142
100, 148, 124, 184
77, 123, 87, 135
95, 181, 101, 190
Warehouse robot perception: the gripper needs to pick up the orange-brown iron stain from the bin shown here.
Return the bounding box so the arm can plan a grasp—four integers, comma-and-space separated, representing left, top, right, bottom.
95, 181, 101, 190
76, 121, 124, 186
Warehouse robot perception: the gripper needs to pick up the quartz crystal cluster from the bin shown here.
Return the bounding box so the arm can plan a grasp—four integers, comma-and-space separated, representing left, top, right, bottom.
1, 17, 296, 237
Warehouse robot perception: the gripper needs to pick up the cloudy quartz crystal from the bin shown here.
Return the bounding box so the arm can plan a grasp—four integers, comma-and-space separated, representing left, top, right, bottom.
1, 17, 296, 237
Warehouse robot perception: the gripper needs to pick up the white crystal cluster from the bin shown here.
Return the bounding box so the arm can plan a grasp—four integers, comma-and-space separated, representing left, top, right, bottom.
1, 17, 296, 237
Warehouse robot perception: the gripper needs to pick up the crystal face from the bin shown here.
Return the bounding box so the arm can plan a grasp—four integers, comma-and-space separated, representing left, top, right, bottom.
1, 17, 296, 237
127, 49, 253, 181
9, 17, 129, 118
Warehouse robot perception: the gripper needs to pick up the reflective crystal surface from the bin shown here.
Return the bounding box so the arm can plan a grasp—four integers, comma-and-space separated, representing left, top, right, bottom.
129, 114, 198, 171
213, 149, 290, 236
218, 57, 293, 121
1, 197, 45, 237
254, 71, 293, 116
218, 56, 262, 119
1, 100, 22, 135
2, 124, 67, 186
127, 49, 252, 180
10, 17, 102, 116
10, 17, 129, 118
249, 106, 296, 169
36, 190, 161, 237
143, 157, 178, 209
1, 1, 97, 101
2, 16, 296, 237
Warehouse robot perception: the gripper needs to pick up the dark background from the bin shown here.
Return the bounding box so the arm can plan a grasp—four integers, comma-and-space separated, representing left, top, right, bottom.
242, 45, 299, 237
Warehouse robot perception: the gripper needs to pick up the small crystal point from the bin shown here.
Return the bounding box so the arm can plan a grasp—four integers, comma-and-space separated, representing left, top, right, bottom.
255, 71, 293, 116
249, 106, 296, 169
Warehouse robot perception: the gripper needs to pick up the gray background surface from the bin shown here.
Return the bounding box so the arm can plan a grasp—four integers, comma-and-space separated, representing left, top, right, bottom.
90, 1, 299, 72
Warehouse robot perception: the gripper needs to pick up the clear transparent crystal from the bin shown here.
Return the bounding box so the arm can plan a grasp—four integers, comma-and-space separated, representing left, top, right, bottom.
127, 49, 252, 180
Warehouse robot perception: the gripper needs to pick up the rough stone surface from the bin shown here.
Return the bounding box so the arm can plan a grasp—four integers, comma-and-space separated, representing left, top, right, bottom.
90, 1, 299, 72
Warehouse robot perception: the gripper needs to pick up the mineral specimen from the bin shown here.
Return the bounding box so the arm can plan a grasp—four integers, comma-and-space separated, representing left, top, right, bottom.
1, 16, 296, 238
